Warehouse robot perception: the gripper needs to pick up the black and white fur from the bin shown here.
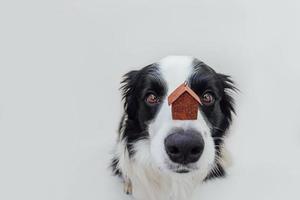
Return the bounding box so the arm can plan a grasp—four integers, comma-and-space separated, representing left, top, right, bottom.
111, 56, 236, 200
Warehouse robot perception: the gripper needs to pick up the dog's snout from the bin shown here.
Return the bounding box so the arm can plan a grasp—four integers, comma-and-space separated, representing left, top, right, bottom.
164, 129, 204, 165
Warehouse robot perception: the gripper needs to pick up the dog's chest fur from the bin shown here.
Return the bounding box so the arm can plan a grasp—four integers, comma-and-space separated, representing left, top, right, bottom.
118, 142, 204, 200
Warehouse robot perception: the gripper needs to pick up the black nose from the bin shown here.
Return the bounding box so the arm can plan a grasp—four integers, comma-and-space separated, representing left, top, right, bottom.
165, 129, 204, 165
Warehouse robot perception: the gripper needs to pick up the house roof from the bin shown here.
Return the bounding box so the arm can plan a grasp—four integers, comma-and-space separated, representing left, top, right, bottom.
168, 82, 201, 105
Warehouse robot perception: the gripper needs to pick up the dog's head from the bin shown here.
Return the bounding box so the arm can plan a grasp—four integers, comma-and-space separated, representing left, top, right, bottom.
120, 56, 236, 179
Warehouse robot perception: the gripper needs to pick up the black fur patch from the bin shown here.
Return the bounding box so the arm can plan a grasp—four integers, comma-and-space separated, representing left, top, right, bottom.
120, 64, 166, 156
110, 157, 122, 177
190, 59, 237, 179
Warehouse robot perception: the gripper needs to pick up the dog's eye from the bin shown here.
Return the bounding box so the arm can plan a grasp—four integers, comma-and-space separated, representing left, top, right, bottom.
146, 93, 160, 105
201, 92, 215, 106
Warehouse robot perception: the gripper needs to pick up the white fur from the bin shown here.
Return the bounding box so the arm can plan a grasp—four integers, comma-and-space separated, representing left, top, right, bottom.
115, 56, 217, 200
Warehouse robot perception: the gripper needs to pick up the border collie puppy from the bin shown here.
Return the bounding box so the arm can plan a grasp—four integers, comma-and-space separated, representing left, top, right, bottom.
111, 56, 236, 200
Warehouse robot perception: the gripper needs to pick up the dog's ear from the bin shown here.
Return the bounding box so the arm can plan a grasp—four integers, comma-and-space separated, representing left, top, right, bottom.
121, 70, 140, 120
217, 73, 238, 125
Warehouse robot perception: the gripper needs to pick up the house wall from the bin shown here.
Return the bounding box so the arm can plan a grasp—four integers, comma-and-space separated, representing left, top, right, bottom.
172, 93, 199, 120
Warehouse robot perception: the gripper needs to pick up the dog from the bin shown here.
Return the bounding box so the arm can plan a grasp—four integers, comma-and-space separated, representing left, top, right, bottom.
111, 56, 236, 200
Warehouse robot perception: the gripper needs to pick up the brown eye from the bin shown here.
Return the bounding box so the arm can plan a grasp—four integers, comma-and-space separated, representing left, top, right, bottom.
201, 92, 215, 106
146, 94, 160, 105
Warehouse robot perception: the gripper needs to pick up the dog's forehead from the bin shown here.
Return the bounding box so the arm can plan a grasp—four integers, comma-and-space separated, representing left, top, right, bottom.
157, 56, 195, 94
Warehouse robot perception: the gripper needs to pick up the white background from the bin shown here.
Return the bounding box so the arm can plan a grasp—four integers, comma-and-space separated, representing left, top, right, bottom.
1, 0, 300, 200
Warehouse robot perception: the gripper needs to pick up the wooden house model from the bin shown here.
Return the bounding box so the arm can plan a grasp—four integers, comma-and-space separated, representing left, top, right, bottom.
168, 83, 201, 120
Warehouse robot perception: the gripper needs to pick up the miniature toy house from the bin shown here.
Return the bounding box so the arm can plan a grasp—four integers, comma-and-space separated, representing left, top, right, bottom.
168, 83, 201, 120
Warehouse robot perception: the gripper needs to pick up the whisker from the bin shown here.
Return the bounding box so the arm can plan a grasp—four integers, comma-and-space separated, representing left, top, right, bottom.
210, 126, 226, 132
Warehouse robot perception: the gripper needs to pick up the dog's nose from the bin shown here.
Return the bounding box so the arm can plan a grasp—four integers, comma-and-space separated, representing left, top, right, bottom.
164, 129, 204, 165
